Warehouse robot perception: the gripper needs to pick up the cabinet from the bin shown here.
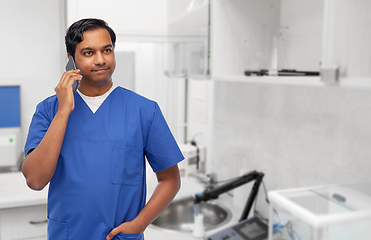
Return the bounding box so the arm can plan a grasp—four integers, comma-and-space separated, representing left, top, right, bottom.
212, 0, 323, 78
67, 0, 168, 42
0, 173, 48, 240
167, 0, 210, 79
211, 0, 371, 84
0, 205, 47, 240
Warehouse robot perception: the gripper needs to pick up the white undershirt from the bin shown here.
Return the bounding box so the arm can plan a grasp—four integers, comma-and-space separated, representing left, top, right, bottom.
77, 84, 117, 113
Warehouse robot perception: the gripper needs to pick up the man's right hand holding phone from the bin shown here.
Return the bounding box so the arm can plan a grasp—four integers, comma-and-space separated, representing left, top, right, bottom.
22, 69, 82, 191
55, 69, 82, 115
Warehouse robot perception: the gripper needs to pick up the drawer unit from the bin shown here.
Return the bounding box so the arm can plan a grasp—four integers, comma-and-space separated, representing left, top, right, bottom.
0, 204, 47, 240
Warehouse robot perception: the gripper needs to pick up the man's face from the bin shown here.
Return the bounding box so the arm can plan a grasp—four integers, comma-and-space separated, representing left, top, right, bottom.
74, 28, 116, 86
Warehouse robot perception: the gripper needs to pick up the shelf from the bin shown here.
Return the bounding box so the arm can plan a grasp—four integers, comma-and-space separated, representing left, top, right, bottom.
213, 75, 323, 87
213, 75, 371, 88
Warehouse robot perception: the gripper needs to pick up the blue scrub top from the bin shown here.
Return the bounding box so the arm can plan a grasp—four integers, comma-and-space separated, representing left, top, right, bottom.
25, 87, 184, 240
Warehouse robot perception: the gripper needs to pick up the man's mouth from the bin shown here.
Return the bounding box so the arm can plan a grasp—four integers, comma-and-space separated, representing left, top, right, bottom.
92, 67, 109, 73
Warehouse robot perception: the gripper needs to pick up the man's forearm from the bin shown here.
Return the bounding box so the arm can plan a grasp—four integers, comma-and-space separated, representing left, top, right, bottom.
132, 172, 181, 232
22, 110, 70, 190
106, 164, 181, 239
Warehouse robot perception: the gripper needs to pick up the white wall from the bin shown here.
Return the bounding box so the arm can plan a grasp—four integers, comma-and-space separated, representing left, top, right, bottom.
212, 80, 371, 185
0, 0, 66, 148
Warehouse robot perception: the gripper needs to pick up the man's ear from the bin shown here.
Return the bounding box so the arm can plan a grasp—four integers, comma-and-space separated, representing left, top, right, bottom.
68, 54, 71, 59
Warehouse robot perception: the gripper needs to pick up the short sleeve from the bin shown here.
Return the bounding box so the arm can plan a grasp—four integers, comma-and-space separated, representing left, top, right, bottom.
144, 103, 184, 172
24, 101, 53, 156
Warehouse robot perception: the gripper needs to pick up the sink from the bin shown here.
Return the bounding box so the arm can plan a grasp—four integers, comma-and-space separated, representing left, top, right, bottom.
151, 196, 232, 232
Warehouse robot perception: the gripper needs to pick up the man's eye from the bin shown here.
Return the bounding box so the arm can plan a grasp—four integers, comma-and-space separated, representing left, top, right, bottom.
84, 51, 92, 56
104, 49, 112, 53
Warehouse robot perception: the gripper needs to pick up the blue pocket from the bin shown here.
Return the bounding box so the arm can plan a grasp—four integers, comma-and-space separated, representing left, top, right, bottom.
114, 232, 142, 240
47, 217, 68, 240
111, 146, 143, 185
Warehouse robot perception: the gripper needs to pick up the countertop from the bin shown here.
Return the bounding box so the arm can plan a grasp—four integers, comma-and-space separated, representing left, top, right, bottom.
0, 172, 48, 209
0, 172, 244, 240
144, 173, 244, 240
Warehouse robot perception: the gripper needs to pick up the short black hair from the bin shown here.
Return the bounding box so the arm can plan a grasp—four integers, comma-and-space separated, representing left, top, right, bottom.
65, 18, 116, 58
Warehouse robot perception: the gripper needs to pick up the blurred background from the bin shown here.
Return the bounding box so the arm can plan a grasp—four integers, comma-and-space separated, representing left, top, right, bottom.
1, 0, 371, 239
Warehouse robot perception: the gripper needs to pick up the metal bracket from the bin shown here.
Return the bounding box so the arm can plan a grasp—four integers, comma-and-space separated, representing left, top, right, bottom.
321, 67, 339, 84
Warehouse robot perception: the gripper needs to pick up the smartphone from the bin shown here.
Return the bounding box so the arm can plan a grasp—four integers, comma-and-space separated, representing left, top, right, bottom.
65, 56, 81, 94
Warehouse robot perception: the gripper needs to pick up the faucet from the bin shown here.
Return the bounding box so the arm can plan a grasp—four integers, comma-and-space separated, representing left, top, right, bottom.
189, 172, 217, 190
194, 170, 264, 222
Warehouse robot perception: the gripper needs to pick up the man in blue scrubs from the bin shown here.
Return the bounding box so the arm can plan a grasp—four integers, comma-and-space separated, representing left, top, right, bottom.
22, 18, 184, 240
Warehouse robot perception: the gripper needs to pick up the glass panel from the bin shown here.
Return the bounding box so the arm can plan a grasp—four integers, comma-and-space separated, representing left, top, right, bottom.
322, 0, 371, 80
167, 0, 210, 78
311, 184, 371, 211
278, 184, 371, 216
166, 43, 186, 77
279, 188, 351, 215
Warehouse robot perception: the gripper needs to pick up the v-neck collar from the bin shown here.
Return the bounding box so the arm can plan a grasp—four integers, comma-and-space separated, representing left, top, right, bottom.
65, 87, 122, 140
77, 84, 116, 114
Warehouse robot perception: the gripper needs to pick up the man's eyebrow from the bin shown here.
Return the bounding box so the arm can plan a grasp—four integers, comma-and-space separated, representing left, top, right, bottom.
103, 44, 113, 49
80, 45, 112, 53
80, 47, 93, 53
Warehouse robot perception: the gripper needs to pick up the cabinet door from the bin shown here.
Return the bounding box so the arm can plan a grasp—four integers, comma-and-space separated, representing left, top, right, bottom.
0, 205, 47, 240
167, 0, 211, 78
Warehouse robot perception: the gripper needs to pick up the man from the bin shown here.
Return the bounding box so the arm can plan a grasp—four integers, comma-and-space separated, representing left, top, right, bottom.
22, 18, 184, 240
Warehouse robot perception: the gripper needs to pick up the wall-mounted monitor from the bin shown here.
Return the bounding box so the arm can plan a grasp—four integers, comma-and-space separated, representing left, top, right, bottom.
0, 86, 20, 128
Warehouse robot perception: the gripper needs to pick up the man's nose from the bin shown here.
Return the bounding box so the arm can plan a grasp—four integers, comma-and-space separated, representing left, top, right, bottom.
94, 52, 105, 65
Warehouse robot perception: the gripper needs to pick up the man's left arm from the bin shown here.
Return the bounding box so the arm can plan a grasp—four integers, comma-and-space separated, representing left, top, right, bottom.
106, 164, 181, 239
